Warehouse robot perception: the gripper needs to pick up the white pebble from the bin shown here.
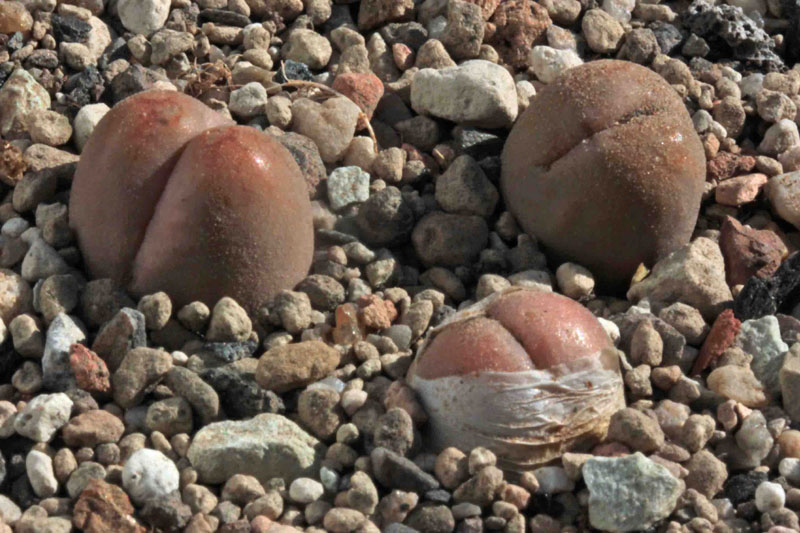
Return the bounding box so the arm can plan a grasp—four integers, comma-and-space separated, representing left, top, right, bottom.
73, 103, 110, 152
117, 0, 170, 35
13, 392, 73, 442
26, 450, 57, 498
755, 481, 785, 512
171, 350, 188, 365
556, 262, 595, 299
228, 82, 268, 119
289, 477, 324, 503
779, 458, 800, 485
528, 46, 583, 84
341, 389, 368, 416
598, 317, 620, 345
122, 448, 179, 504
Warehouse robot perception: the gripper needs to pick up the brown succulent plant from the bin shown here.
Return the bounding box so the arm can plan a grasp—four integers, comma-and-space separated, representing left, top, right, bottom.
501, 59, 706, 291
69, 90, 314, 312
406, 287, 625, 471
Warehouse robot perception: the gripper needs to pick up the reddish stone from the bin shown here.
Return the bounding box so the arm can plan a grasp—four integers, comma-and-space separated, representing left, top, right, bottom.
73, 478, 144, 533
69, 344, 111, 394
332, 72, 385, 130
591, 442, 631, 457
392, 43, 414, 70
357, 294, 398, 330
332, 303, 365, 345
487, 0, 551, 68
719, 216, 787, 286
707, 152, 756, 182
691, 309, 741, 375
715, 173, 768, 206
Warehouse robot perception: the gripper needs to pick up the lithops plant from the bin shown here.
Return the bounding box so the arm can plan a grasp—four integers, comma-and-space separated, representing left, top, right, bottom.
70, 90, 314, 312
406, 287, 625, 471
501, 59, 706, 291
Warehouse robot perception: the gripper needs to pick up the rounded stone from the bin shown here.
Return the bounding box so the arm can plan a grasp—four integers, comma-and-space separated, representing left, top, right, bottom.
501, 60, 705, 290
122, 448, 179, 504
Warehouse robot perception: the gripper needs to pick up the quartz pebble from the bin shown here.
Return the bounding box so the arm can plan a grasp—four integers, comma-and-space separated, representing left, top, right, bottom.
328, 166, 370, 211
583, 453, 682, 531
755, 481, 786, 512
122, 448, 179, 504
14, 392, 72, 442
411, 60, 518, 128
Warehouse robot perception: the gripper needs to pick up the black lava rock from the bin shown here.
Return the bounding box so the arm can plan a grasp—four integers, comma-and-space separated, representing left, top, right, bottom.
380, 22, 429, 50
684, 0, 783, 70
275, 60, 314, 82
650, 21, 684, 54
725, 471, 769, 505
51, 14, 92, 43
200, 340, 257, 364
202, 363, 284, 419
63, 66, 105, 106
735, 252, 800, 320
452, 126, 504, 160
111, 64, 163, 103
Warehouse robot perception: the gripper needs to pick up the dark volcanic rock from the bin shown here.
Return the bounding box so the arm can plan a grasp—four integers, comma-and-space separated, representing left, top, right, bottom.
684, 0, 783, 70
735, 252, 800, 320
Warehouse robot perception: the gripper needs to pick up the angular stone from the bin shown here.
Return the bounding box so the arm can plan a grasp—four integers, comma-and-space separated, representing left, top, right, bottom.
187, 414, 326, 485
719, 216, 787, 286
410, 60, 518, 129
0, 69, 51, 137
42, 313, 86, 391
707, 364, 768, 408
691, 309, 740, 375
73, 478, 143, 533
737, 315, 789, 397
627, 237, 733, 321
13, 392, 72, 442
91, 308, 146, 372
112, 347, 172, 408
583, 453, 682, 532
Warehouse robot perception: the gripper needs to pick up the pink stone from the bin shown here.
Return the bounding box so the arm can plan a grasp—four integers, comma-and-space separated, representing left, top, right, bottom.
332, 72, 385, 130
69, 344, 111, 394
357, 294, 397, 330
392, 43, 415, 70
715, 173, 768, 206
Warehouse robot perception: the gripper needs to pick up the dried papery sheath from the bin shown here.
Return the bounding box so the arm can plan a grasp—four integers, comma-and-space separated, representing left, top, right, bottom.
407, 287, 625, 471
